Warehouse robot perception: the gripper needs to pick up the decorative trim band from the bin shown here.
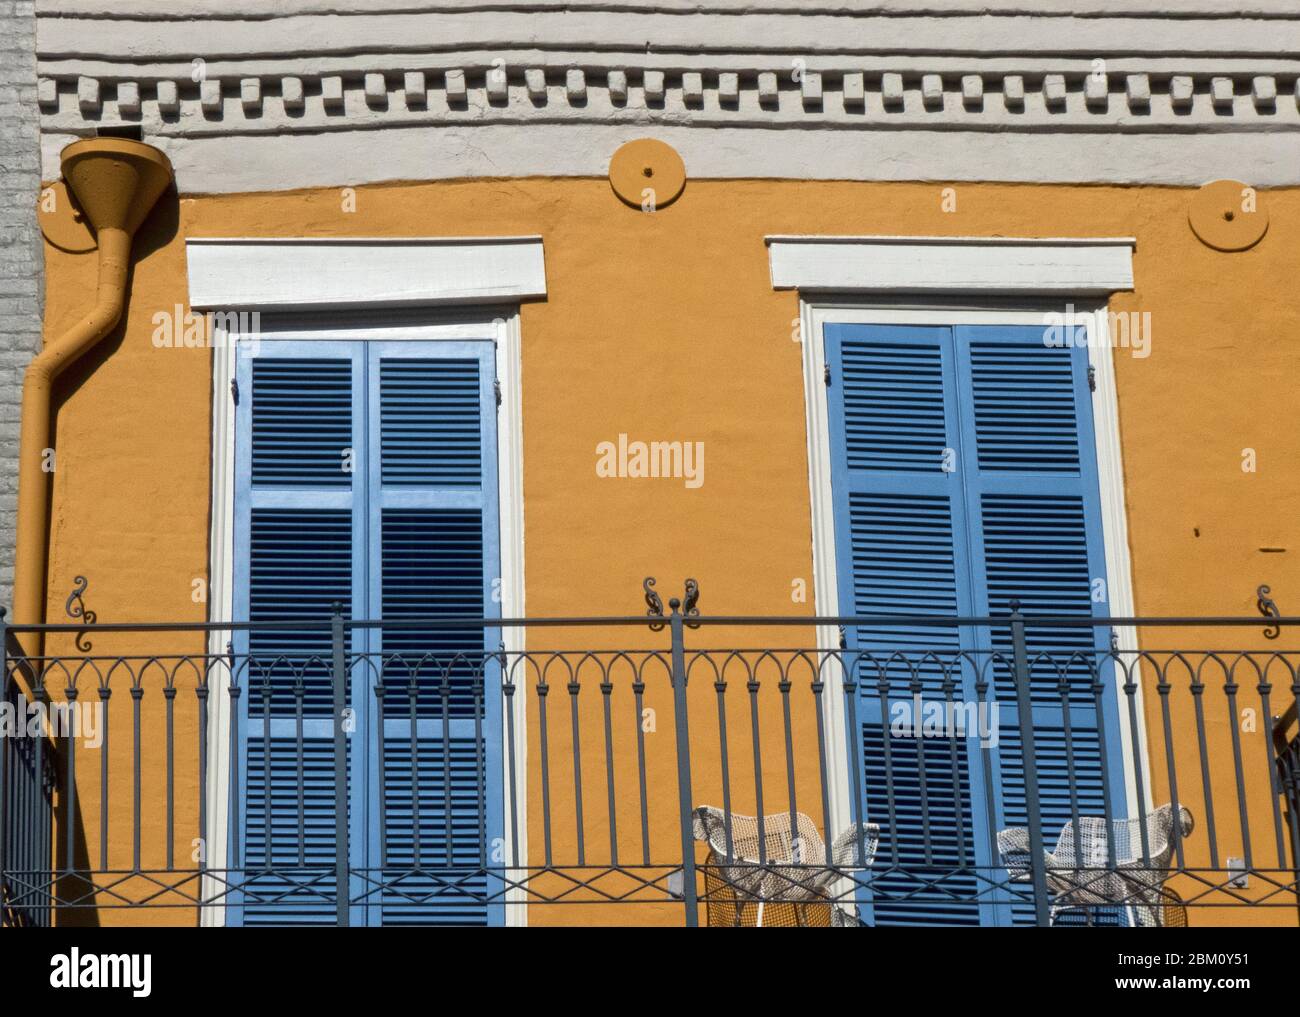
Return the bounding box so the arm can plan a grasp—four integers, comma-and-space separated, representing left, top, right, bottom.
40, 68, 1300, 134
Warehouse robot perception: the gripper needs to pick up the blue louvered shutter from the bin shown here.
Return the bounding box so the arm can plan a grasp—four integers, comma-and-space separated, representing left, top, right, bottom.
825, 322, 1124, 927
233, 338, 503, 927
365, 342, 503, 927
953, 325, 1125, 925
232, 343, 367, 925
824, 324, 992, 926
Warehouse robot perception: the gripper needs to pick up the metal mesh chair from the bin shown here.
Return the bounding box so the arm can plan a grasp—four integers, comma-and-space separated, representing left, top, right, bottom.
1160, 886, 1189, 927
997, 803, 1194, 927
1053, 886, 1189, 927
692, 806, 878, 927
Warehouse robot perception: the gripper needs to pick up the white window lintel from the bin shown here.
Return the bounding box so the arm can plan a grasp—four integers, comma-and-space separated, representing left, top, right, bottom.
766, 235, 1135, 296
186, 236, 547, 311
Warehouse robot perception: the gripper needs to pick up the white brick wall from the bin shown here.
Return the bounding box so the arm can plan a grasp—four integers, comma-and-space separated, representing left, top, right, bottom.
0, 0, 42, 613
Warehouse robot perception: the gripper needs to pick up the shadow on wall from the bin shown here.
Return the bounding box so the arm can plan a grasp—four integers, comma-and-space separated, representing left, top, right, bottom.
52, 733, 99, 928
38, 181, 180, 927
50, 183, 180, 409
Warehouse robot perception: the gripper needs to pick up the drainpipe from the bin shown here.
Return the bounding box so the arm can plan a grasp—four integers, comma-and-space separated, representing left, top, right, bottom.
12, 138, 173, 661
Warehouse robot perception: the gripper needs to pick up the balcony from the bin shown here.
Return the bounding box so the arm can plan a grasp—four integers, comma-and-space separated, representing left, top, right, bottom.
2, 600, 1298, 927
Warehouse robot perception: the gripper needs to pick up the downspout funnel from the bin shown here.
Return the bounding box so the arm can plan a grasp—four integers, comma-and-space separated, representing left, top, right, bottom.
12, 138, 173, 661
61, 138, 174, 236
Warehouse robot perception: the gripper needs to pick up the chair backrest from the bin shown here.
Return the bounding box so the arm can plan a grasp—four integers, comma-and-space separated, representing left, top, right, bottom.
692, 806, 827, 865
1052, 803, 1195, 868
828, 822, 880, 869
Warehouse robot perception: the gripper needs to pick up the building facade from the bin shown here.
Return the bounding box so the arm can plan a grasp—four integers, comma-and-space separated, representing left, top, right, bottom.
3, 1, 1300, 927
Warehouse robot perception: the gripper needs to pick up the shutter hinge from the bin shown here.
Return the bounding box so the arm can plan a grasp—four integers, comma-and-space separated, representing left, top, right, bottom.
1087, 365, 1096, 392
230, 377, 239, 404
824, 364, 832, 386
494, 378, 502, 407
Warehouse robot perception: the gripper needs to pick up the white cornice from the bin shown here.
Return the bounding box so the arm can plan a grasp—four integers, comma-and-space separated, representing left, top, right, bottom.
36, 5, 1300, 187
35, 6, 1300, 130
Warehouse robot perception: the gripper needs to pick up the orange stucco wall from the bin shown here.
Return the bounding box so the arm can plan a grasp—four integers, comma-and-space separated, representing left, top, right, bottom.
34, 176, 1300, 926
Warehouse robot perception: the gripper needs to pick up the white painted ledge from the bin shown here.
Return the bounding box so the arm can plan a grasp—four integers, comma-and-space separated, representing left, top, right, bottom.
766, 235, 1136, 296
186, 236, 547, 310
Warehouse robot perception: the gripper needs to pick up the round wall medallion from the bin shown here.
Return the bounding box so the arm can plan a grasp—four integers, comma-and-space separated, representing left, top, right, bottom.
609, 138, 686, 210
37, 181, 96, 253
1188, 179, 1268, 252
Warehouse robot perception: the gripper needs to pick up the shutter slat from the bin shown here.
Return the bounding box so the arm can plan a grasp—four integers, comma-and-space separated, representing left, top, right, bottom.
380, 736, 489, 926
251, 359, 353, 486
380, 359, 483, 485
842, 341, 948, 472
862, 729, 981, 926
971, 342, 1081, 473
243, 737, 344, 926
248, 508, 352, 715
380, 509, 484, 716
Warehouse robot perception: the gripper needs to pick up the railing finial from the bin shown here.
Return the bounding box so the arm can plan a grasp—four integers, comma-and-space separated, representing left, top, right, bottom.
644, 577, 701, 629
683, 578, 700, 628
644, 576, 665, 631
1257, 584, 1280, 640
65, 574, 96, 652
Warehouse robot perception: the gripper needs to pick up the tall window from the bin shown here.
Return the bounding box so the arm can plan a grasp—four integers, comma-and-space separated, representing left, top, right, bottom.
229, 337, 503, 926
823, 322, 1125, 926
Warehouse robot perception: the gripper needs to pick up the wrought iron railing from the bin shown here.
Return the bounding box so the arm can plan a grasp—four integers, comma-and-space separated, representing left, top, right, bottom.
1274, 698, 1300, 926
1, 597, 1298, 927
1, 632, 56, 927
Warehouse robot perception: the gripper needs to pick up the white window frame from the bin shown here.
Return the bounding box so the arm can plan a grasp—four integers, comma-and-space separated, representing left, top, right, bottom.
190, 238, 540, 927
792, 281, 1149, 868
